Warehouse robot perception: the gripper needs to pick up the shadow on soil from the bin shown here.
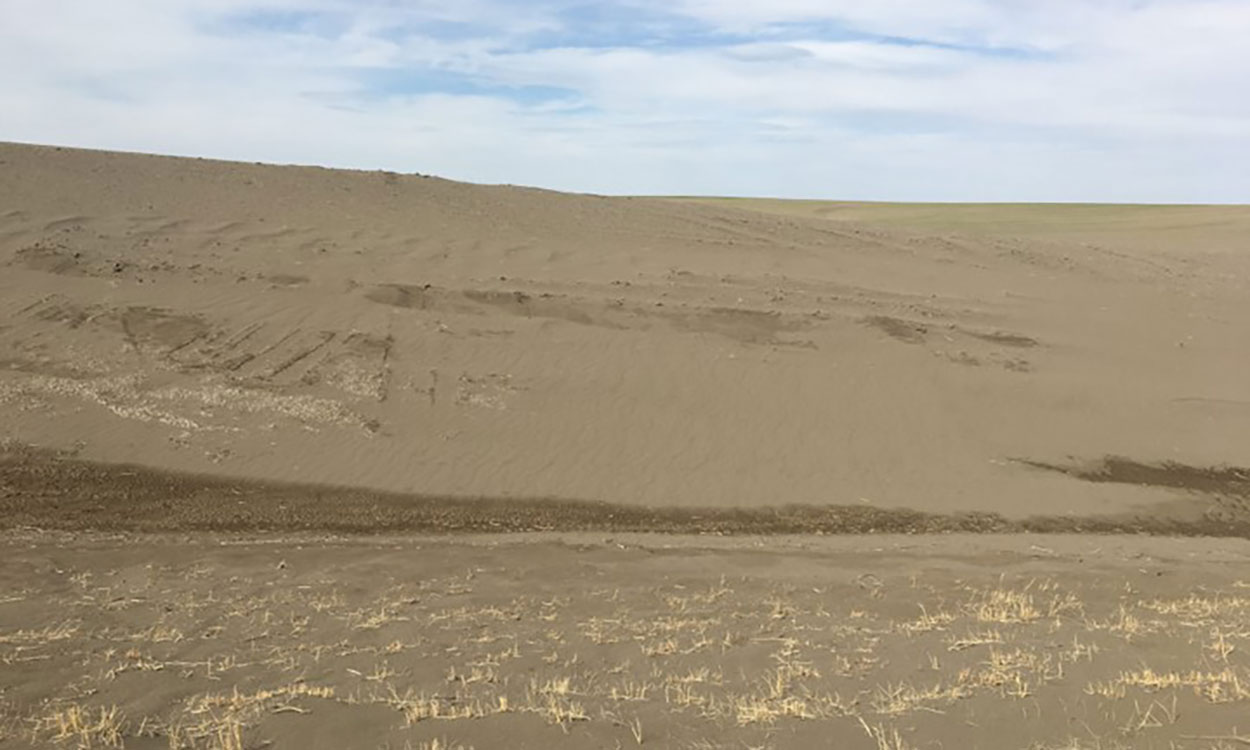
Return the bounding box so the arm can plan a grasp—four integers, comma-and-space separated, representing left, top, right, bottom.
3, 445, 1250, 536
1016, 455, 1250, 498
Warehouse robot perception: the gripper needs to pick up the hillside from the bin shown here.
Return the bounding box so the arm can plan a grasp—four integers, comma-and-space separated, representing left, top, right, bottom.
2, 142, 1247, 526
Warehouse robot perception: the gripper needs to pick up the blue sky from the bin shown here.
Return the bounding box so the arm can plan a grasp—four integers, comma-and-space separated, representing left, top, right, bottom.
2, 0, 1248, 202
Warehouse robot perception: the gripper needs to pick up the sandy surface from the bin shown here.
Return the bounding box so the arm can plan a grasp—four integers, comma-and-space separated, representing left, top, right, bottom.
2, 142, 1248, 525
6, 530, 1250, 749
1, 445, 1247, 537
3, 143, 1250, 750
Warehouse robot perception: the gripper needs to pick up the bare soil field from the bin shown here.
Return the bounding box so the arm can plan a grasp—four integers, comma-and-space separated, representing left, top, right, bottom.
2, 142, 1250, 749
5, 530, 1250, 750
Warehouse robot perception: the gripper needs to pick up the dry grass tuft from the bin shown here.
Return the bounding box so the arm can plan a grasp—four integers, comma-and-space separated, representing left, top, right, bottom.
0, 621, 81, 644
967, 587, 1041, 623
161, 683, 335, 749
30, 704, 126, 749
858, 718, 914, 750
1086, 667, 1250, 702
413, 740, 475, 750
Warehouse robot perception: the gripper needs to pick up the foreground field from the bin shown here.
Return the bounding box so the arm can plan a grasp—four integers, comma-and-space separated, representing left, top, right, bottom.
5, 530, 1250, 750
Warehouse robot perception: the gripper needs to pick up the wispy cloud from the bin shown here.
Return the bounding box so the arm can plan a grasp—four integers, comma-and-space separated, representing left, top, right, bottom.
1, 0, 1247, 201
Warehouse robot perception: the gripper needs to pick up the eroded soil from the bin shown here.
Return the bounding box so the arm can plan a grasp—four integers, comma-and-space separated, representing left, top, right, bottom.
3, 445, 1250, 537
4, 531, 1250, 749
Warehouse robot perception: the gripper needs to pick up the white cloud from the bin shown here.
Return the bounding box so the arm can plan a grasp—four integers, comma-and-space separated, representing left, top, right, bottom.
0, 0, 1246, 201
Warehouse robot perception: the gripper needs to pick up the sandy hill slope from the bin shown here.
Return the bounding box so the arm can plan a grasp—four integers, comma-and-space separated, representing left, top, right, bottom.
1, 142, 1247, 524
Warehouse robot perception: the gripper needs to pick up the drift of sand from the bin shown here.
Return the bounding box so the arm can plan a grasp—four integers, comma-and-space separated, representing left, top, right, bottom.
1, 142, 1248, 525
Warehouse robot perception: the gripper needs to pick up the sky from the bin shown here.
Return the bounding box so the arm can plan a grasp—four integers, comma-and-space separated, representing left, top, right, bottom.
2, 1, 1248, 202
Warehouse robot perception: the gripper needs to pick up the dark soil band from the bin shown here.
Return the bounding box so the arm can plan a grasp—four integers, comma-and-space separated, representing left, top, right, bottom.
3, 445, 1249, 536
